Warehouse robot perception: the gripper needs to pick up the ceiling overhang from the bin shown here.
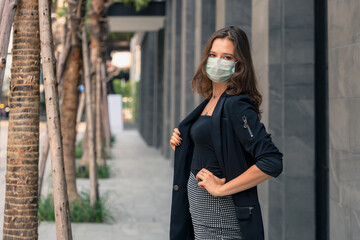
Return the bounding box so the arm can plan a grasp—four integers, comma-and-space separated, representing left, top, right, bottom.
107, 1, 165, 32
108, 16, 165, 32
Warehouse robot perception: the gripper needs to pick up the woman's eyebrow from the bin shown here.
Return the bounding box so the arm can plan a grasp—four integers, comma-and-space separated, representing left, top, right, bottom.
209, 51, 234, 57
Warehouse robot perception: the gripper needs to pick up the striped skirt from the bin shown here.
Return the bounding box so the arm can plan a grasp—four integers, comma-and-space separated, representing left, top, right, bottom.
187, 172, 243, 240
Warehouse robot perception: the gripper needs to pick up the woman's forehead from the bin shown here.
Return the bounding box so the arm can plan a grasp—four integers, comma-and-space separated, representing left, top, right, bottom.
210, 38, 234, 54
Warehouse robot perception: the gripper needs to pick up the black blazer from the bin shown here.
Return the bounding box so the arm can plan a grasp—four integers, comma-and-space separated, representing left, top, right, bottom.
169, 92, 283, 240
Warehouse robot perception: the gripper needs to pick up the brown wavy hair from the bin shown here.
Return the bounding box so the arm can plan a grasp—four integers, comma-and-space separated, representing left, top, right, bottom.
192, 26, 262, 117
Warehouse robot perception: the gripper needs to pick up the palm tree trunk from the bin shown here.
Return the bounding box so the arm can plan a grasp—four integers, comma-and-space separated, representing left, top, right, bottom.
56, 33, 71, 84
82, 24, 98, 206
0, 0, 6, 23
0, 0, 17, 97
60, 0, 87, 203
101, 82, 111, 158
101, 61, 111, 158
89, 1, 100, 168
39, 0, 73, 238
56, 33, 71, 103
38, 16, 71, 199
61, 45, 82, 202
3, 0, 40, 239
89, 0, 113, 168
95, 58, 103, 166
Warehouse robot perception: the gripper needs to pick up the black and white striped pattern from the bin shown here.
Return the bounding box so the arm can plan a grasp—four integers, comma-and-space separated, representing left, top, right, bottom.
187, 172, 243, 240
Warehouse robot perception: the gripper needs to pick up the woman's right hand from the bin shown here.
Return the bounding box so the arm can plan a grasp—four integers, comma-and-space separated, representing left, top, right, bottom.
170, 128, 182, 151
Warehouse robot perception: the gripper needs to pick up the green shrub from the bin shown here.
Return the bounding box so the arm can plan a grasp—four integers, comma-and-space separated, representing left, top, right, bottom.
112, 78, 132, 96
75, 140, 83, 158
56, 5, 67, 17
112, 79, 122, 95
97, 165, 111, 179
38, 194, 55, 221
76, 135, 115, 160
76, 164, 110, 179
70, 192, 113, 223
110, 134, 116, 147
38, 192, 113, 223
111, 79, 139, 123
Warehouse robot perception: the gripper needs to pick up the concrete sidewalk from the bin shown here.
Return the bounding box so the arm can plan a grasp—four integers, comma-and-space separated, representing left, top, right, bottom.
38, 129, 173, 240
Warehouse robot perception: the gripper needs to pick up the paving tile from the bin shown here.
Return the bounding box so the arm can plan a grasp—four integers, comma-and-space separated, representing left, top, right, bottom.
36, 129, 172, 240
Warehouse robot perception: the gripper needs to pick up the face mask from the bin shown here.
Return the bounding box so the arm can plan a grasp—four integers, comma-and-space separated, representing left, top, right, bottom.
205, 57, 236, 83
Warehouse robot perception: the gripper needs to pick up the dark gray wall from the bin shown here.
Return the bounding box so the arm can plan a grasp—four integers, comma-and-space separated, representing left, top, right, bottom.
200, 0, 216, 49
225, 0, 252, 41
156, 29, 165, 149
139, 30, 164, 147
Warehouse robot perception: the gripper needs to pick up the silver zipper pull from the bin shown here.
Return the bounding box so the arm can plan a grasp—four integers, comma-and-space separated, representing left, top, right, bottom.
242, 116, 254, 137
249, 206, 254, 214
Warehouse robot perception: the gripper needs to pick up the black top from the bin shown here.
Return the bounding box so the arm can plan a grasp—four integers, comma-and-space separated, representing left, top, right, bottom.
190, 115, 224, 178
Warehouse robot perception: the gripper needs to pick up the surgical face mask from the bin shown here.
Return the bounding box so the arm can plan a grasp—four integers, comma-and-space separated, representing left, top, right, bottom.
205, 57, 236, 83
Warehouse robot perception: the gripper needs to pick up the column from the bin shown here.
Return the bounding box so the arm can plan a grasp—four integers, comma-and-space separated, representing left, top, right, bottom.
328, 0, 360, 239
169, 0, 182, 160
161, 0, 172, 158
252, 0, 270, 235
193, 0, 216, 106
268, 0, 316, 239
180, 0, 196, 119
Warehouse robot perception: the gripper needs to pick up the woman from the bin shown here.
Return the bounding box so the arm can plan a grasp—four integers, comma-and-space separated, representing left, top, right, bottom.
169, 26, 283, 240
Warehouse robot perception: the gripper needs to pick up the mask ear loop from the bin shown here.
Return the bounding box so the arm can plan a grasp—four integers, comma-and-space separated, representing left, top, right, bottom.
230, 61, 238, 82
233, 60, 239, 72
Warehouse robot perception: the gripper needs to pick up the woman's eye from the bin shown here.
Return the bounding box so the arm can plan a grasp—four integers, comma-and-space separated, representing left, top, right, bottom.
224, 56, 232, 60
209, 53, 216, 57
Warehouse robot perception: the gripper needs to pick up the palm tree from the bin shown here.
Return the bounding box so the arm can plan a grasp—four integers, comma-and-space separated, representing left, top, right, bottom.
60, 0, 86, 202
3, 0, 40, 239
61, 45, 82, 202
89, 0, 114, 167
82, 25, 99, 206
39, 0, 73, 238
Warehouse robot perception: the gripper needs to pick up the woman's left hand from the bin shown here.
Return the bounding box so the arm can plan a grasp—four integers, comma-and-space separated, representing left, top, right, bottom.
196, 168, 226, 197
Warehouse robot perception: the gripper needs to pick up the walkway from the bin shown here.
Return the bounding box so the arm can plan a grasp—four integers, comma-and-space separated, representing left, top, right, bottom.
38, 129, 173, 240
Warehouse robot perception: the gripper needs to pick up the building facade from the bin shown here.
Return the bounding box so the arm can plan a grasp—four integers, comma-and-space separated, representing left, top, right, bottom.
137, 0, 360, 239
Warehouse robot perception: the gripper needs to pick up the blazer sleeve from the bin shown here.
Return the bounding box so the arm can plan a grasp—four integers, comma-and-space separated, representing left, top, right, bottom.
229, 97, 283, 178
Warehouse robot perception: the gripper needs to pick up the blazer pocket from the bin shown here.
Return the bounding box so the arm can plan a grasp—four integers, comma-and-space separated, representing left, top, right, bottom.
235, 206, 254, 220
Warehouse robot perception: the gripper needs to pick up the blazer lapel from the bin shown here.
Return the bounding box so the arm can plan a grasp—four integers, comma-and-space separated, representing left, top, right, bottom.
211, 92, 228, 174
178, 98, 208, 131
